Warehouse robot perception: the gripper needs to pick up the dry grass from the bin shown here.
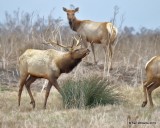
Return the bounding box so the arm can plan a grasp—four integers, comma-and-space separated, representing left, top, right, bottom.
0, 85, 160, 128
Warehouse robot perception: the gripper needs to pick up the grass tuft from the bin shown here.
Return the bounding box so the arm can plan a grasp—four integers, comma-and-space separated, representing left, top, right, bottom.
61, 77, 122, 109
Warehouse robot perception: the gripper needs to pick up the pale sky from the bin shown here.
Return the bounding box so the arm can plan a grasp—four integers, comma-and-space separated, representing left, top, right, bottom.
0, 0, 160, 30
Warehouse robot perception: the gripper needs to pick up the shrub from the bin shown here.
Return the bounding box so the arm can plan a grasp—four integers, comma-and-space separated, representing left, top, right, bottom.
61, 77, 122, 109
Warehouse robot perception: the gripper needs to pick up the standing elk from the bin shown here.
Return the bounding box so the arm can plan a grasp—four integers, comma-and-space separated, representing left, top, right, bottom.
142, 56, 160, 107
18, 39, 90, 109
63, 7, 118, 73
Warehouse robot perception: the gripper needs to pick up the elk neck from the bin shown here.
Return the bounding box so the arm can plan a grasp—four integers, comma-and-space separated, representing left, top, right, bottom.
56, 53, 82, 73
69, 18, 81, 31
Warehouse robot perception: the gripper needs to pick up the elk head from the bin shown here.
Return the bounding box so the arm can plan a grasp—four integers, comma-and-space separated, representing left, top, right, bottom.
70, 47, 90, 60
63, 7, 79, 25
46, 36, 90, 73
43, 36, 90, 60
68, 37, 90, 60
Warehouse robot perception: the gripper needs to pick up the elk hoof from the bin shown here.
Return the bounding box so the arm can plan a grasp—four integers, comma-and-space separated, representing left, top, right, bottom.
30, 101, 35, 109
141, 101, 147, 107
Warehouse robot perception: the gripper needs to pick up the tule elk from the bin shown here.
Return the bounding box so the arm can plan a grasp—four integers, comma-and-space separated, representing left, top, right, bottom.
142, 56, 160, 108
18, 39, 90, 109
63, 7, 118, 72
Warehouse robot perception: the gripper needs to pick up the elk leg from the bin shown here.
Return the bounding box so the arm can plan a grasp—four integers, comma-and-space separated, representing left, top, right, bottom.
103, 44, 108, 77
141, 81, 154, 107
50, 79, 61, 95
18, 74, 28, 107
90, 43, 97, 64
82, 41, 89, 62
108, 44, 113, 70
147, 82, 160, 107
43, 81, 52, 109
25, 76, 37, 109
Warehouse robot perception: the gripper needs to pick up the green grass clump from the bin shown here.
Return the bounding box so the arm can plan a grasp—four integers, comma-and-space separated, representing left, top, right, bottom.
61, 77, 121, 109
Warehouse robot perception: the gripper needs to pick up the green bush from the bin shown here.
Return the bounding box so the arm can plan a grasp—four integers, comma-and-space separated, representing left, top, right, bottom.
61, 77, 122, 109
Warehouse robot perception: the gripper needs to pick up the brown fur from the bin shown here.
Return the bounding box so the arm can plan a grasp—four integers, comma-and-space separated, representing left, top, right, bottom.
63, 7, 118, 70
56, 53, 82, 73
18, 47, 89, 109
142, 56, 160, 107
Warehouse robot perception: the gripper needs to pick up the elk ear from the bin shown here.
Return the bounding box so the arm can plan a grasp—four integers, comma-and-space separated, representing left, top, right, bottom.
63, 7, 67, 12
75, 7, 79, 12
